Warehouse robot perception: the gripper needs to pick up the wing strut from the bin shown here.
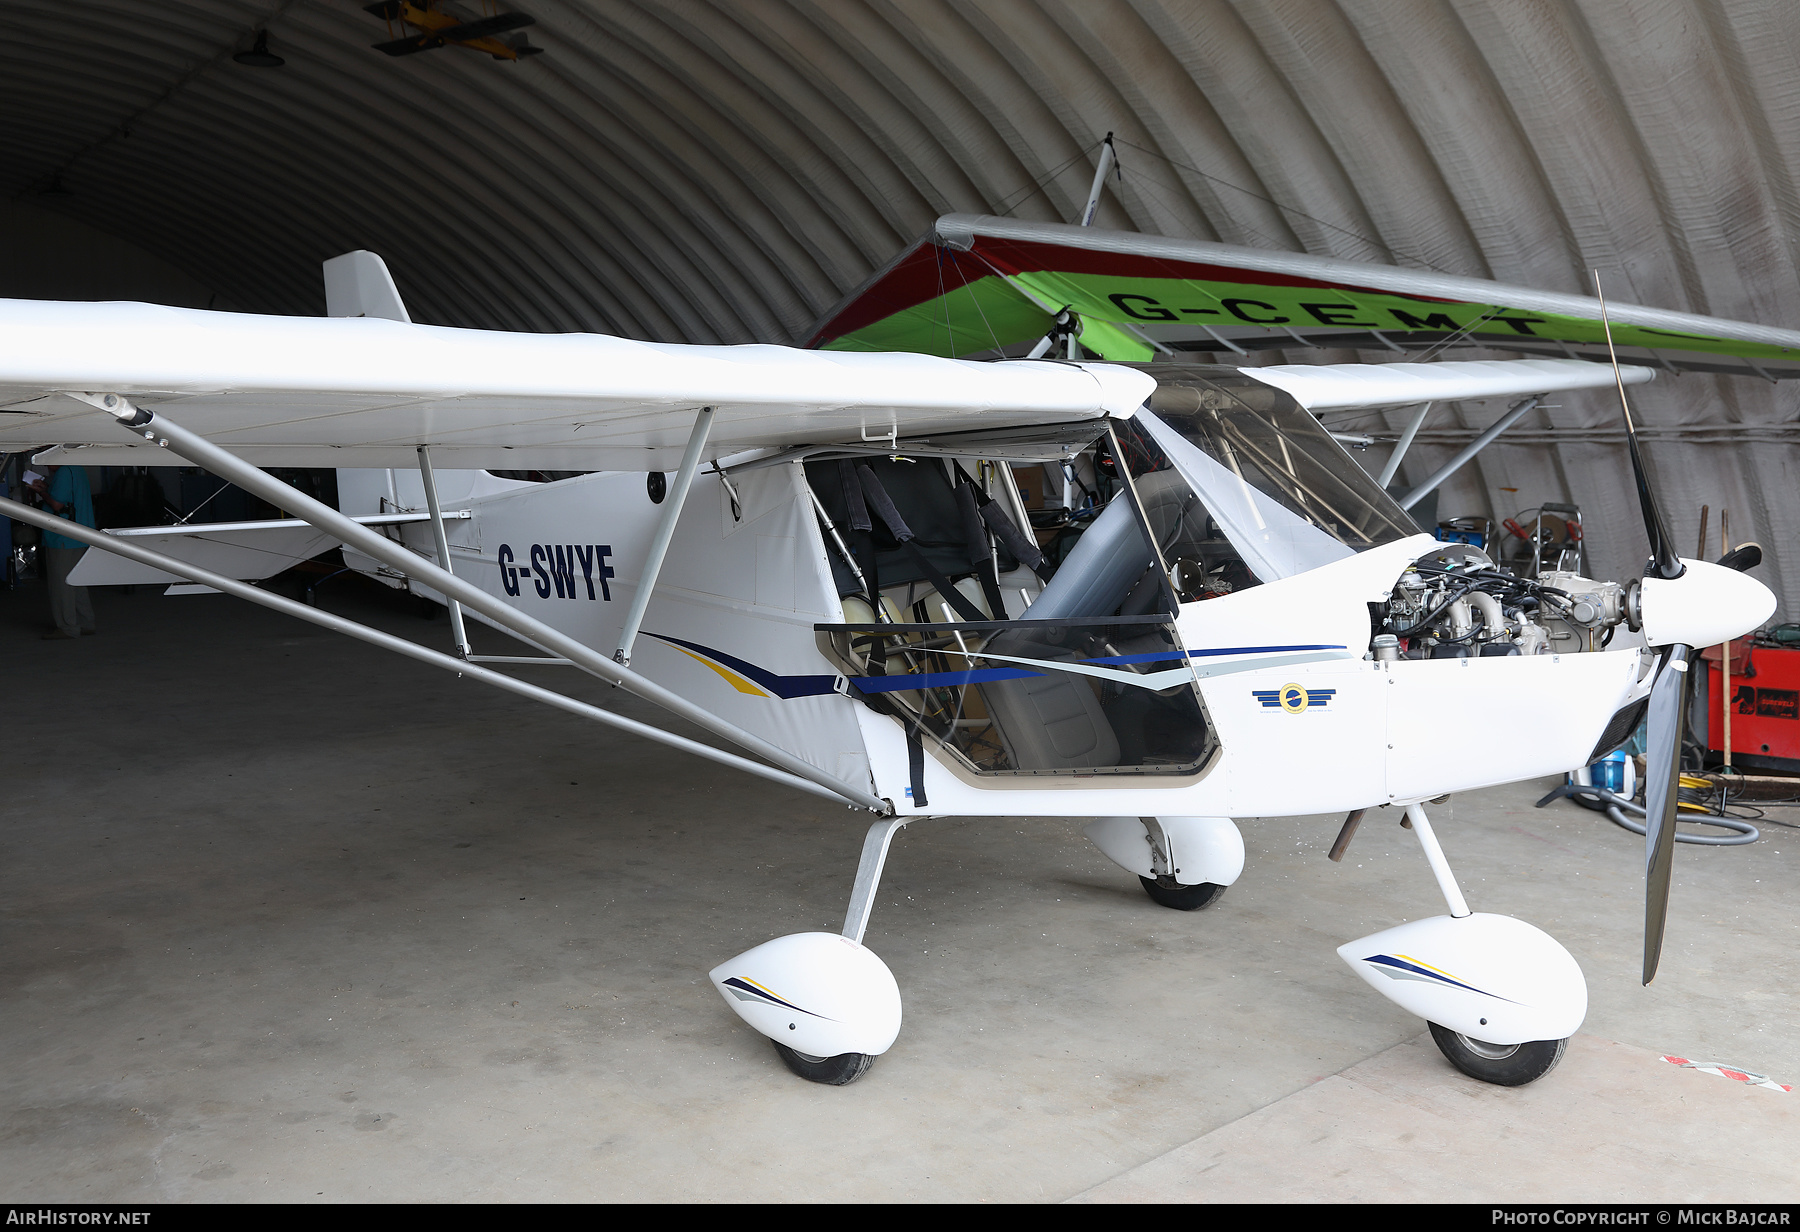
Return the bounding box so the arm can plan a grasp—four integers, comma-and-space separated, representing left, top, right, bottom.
76, 395, 890, 815
1375, 402, 1432, 490
0, 494, 858, 809
416, 444, 473, 659
614, 406, 714, 667
1398, 395, 1540, 510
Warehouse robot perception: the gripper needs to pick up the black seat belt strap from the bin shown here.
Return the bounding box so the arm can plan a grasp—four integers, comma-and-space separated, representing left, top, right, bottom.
955, 480, 1009, 618
839, 459, 871, 533
839, 460, 887, 673
956, 461, 1052, 582
977, 494, 1052, 583
907, 726, 929, 809
854, 464, 987, 624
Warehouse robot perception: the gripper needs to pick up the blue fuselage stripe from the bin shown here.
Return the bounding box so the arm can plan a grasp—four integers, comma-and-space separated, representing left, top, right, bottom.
652, 637, 1351, 699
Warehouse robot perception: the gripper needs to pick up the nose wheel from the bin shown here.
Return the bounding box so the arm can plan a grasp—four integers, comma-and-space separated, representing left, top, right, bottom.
1338, 803, 1587, 1087
1138, 875, 1226, 911
1428, 1023, 1569, 1086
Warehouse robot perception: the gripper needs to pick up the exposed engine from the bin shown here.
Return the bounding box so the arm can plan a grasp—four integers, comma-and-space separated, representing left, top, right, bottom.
1374, 545, 1631, 660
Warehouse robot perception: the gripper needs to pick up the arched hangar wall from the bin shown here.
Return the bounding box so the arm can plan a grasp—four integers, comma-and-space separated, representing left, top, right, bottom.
3, 1, 1794, 616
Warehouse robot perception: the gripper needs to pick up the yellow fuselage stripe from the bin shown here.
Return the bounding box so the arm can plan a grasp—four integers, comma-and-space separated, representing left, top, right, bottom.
671, 645, 771, 696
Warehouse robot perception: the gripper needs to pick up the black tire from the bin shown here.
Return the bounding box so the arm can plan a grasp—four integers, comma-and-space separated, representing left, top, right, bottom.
1138, 875, 1226, 911
772, 1041, 875, 1086
1428, 1022, 1568, 1086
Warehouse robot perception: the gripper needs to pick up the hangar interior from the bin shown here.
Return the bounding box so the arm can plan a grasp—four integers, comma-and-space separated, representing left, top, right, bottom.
3, 0, 1798, 1203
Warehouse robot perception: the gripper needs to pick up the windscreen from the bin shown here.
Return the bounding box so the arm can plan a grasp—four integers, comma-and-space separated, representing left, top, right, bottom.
1133, 366, 1418, 580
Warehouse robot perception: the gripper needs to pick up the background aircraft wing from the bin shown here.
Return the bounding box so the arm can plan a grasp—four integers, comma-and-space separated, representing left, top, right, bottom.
0, 299, 1154, 469
1238, 357, 1651, 411
806, 214, 1800, 381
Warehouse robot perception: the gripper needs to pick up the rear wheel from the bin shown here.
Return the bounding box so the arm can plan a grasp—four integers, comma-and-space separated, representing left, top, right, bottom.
772, 1041, 874, 1086
1428, 1022, 1568, 1086
1138, 875, 1226, 911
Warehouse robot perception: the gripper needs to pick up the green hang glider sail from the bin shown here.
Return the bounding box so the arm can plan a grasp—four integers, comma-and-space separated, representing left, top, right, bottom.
807, 215, 1800, 379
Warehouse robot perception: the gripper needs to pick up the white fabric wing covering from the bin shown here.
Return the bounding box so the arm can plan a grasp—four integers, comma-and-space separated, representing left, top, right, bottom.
0, 300, 1156, 468
1240, 358, 1653, 411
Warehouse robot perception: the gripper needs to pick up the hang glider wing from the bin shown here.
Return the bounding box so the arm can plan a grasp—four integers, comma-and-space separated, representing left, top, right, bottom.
0, 299, 1155, 469
806, 214, 1800, 380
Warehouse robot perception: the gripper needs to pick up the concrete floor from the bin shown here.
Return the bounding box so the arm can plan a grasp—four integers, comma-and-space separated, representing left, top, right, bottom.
1075, 1033, 1798, 1203
3, 576, 1797, 1202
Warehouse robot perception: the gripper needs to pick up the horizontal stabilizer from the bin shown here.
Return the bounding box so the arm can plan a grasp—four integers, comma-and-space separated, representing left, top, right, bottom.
66, 511, 445, 586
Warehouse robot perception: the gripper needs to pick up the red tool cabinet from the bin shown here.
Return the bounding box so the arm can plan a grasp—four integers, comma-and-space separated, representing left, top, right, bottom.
1705, 640, 1800, 773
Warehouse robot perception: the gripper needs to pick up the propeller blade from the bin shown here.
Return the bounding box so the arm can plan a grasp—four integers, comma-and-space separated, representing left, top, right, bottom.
1626, 433, 1685, 581
1641, 644, 1692, 984
1717, 542, 1763, 572
1594, 272, 1685, 581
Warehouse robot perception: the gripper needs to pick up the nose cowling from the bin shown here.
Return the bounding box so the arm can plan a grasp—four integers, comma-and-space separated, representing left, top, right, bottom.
1636, 557, 1776, 649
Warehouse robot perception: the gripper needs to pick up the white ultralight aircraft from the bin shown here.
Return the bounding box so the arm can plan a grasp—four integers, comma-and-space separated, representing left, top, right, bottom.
0, 250, 1776, 1087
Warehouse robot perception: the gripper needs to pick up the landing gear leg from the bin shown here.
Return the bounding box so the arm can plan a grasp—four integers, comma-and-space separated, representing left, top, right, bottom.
709, 818, 909, 1086
1336, 803, 1584, 1087
842, 817, 910, 945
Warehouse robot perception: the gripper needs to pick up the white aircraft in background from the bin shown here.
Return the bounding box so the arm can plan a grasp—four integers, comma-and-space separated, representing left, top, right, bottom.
0, 245, 1775, 1088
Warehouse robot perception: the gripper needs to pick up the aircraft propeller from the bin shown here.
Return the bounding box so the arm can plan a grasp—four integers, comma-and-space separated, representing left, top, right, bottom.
1594, 274, 1772, 984
1637, 640, 1687, 985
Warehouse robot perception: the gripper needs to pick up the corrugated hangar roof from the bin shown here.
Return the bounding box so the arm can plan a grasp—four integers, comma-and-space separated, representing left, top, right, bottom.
4, 0, 1798, 614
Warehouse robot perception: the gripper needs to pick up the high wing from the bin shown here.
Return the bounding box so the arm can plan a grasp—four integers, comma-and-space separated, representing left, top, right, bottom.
0, 299, 1650, 470
0, 299, 1154, 469
1227, 357, 1650, 411
806, 213, 1800, 380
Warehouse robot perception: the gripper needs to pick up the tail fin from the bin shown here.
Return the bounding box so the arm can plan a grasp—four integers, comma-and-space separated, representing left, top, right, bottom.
322, 250, 411, 322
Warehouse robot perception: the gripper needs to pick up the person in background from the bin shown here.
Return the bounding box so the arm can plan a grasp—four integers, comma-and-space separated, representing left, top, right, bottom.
0, 457, 12, 589
29, 464, 96, 639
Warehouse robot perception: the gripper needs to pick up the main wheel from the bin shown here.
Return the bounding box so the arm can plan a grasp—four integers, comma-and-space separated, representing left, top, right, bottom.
772, 1041, 875, 1086
1138, 875, 1226, 911
1428, 1022, 1568, 1086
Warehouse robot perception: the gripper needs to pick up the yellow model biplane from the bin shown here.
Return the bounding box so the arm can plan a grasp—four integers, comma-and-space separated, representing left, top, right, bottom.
365, 1, 542, 62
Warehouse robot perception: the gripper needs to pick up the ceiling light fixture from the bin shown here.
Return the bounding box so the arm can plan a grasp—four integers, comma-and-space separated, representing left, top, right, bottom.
233, 30, 285, 68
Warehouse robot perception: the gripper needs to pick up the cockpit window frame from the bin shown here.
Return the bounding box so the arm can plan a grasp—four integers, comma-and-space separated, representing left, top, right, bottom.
1127, 364, 1420, 579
